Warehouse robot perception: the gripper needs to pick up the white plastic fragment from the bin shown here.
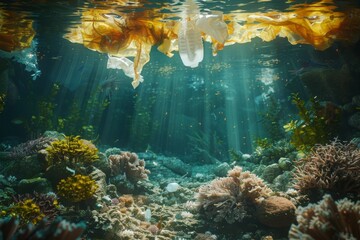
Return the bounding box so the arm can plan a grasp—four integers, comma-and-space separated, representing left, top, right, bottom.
144, 208, 151, 222
107, 55, 144, 85
166, 182, 181, 193
178, 0, 203, 68
196, 11, 228, 44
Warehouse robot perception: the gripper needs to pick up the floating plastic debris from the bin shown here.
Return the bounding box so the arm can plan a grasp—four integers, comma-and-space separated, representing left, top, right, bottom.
107, 55, 144, 88
63, 0, 360, 88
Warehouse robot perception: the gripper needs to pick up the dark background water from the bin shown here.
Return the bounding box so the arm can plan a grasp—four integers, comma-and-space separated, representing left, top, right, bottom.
1, 0, 359, 162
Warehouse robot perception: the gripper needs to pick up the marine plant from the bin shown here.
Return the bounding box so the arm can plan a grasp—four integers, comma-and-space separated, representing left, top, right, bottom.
254, 137, 272, 149
0, 93, 5, 113
289, 195, 360, 240
129, 96, 154, 151
258, 96, 285, 142
56, 174, 98, 202
0, 217, 86, 240
228, 148, 242, 162
45, 135, 99, 170
58, 86, 108, 141
5, 192, 60, 225
293, 140, 360, 201
26, 83, 60, 138
284, 93, 341, 151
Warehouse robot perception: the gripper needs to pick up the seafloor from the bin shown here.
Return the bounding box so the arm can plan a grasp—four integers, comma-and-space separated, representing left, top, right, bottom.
0, 130, 359, 240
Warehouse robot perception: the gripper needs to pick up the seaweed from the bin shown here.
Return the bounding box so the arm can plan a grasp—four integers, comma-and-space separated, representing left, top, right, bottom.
284, 93, 341, 151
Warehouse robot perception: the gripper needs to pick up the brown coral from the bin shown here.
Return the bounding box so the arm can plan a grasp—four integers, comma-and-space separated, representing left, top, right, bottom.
196, 166, 272, 224
108, 152, 150, 183
289, 194, 360, 240
293, 140, 360, 200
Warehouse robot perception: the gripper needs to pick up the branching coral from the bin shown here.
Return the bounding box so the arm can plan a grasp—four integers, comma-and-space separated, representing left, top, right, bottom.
57, 174, 98, 202
196, 166, 272, 224
0, 217, 86, 240
108, 152, 150, 183
293, 140, 360, 200
45, 135, 99, 170
289, 194, 360, 240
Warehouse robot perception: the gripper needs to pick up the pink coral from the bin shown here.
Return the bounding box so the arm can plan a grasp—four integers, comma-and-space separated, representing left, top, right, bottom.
108, 152, 150, 183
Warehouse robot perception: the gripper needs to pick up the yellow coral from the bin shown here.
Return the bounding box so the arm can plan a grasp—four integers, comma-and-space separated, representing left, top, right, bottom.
57, 174, 98, 202
46, 135, 99, 169
8, 199, 45, 225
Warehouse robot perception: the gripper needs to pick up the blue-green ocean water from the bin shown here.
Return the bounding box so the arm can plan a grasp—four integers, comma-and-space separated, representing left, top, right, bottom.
0, 1, 360, 239
1, 0, 358, 158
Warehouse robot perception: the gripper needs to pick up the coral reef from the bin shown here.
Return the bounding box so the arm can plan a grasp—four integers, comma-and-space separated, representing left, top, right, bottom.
57, 174, 98, 203
108, 152, 150, 183
293, 140, 360, 200
196, 166, 272, 224
289, 194, 360, 240
0, 217, 85, 240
